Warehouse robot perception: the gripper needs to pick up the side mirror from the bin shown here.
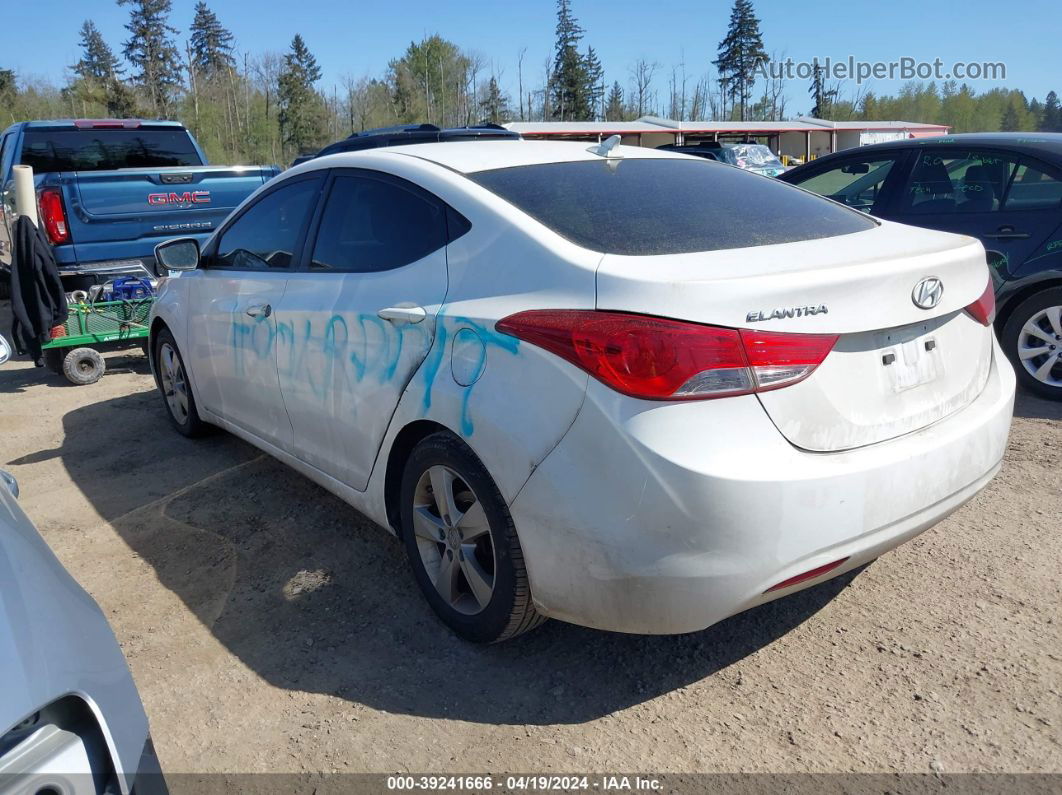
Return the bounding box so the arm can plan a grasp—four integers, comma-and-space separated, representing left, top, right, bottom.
155, 237, 201, 272
0, 333, 11, 365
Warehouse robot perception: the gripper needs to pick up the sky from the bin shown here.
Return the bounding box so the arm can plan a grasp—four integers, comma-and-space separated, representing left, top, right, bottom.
5, 0, 1062, 118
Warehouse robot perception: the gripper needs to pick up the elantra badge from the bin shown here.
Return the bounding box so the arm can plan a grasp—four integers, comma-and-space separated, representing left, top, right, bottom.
912, 277, 943, 309
746, 304, 828, 323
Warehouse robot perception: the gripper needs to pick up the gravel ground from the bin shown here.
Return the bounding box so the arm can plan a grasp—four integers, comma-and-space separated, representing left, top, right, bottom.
1, 312, 1060, 775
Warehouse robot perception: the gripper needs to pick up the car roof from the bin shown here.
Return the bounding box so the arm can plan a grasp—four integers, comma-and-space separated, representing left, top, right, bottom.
309, 139, 690, 175
821, 131, 1062, 160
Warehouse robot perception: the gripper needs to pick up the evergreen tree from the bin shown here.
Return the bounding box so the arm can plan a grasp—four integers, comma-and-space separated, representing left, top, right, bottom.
478, 76, 511, 124
713, 0, 767, 121
278, 34, 325, 153
1043, 91, 1062, 132
583, 46, 604, 120
189, 2, 236, 78
605, 80, 625, 121
1000, 101, 1021, 131
550, 0, 592, 120
808, 61, 837, 118
73, 21, 123, 81
117, 0, 183, 117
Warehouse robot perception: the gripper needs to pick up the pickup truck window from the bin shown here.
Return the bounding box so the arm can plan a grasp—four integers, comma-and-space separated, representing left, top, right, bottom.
19, 129, 203, 172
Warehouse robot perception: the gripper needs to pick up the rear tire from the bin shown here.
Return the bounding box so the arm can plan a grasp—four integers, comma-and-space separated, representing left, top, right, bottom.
400, 432, 545, 643
61, 348, 105, 385
154, 328, 210, 437
1001, 287, 1062, 401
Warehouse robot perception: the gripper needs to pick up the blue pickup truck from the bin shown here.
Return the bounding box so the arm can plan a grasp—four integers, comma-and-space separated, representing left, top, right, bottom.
0, 119, 278, 292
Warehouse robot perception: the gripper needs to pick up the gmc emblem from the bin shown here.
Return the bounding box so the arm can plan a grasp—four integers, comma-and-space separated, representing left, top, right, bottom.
148, 191, 211, 206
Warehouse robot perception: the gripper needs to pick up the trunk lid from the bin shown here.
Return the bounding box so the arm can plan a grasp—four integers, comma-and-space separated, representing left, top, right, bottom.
595, 221, 995, 451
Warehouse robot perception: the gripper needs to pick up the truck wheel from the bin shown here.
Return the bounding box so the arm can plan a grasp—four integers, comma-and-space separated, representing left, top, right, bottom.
399, 432, 545, 643
62, 348, 105, 385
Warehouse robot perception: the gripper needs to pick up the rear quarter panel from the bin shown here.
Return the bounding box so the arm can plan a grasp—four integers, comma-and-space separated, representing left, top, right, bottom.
360, 154, 599, 522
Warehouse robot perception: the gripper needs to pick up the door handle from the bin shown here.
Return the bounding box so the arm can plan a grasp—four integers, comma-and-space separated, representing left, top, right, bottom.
245, 303, 272, 318
378, 305, 427, 324
984, 226, 1030, 240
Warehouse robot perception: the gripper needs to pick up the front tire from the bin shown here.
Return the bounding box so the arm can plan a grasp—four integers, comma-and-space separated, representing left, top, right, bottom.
154, 329, 210, 437
1001, 287, 1062, 400
399, 432, 545, 643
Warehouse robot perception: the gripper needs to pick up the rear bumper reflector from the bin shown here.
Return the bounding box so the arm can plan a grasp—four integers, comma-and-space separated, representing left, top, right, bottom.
765, 557, 850, 593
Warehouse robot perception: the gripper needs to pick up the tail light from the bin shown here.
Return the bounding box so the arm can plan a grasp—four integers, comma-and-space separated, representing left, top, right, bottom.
37, 188, 70, 244
964, 278, 996, 326
496, 310, 838, 401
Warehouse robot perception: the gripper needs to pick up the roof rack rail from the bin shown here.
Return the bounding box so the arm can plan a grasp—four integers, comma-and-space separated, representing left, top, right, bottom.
297, 123, 521, 165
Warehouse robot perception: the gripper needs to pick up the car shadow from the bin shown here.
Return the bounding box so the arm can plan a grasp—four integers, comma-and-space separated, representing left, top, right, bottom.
1013, 390, 1062, 421
45, 390, 862, 726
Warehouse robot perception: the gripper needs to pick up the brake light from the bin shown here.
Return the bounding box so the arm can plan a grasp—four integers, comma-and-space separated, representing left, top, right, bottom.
964, 279, 996, 326
73, 119, 140, 129
496, 310, 838, 400
37, 188, 70, 244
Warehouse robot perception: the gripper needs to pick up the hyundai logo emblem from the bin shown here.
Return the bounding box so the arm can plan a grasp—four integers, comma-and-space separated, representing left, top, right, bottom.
912, 277, 944, 310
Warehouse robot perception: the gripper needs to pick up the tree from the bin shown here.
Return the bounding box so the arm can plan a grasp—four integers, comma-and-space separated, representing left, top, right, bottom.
0, 69, 15, 107
278, 34, 325, 154
713, 0, 767, 121
550, 0, 594, 120
189, 2, 235, 78
1043, 91, 1061, 132
583, 46, 604, 120
630, 59, 657, 117
808, 61, 837, 118
69, 21, 138, 117
478, 76, 511, 124
604, 81, 625, 121
388, 35, 472, 126
73, 21, 123, 81
117, 0, 183, 117
1000, 101, 1021, 131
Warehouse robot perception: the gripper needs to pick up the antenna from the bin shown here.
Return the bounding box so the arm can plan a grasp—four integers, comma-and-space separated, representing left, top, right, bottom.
587, 134, 623, 159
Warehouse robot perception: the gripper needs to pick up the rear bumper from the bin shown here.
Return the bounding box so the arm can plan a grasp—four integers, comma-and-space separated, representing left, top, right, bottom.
509, 340, 1016, 635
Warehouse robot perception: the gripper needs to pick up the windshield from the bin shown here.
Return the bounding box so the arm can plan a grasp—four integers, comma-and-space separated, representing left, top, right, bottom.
19, 129, 203, 171
468, 158, 875, 256
720, 144, 784, 169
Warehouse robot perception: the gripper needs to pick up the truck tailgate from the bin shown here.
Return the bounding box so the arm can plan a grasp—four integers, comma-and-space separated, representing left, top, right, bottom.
67, 166, 272, 243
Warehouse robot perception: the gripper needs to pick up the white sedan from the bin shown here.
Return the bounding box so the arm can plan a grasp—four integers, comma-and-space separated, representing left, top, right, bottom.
150, 138, 1015, 643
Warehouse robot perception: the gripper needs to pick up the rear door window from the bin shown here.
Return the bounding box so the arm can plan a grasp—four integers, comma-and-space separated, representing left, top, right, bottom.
469, 158, 875, 256
309, 174, 448, 272
19, 129, 204, 171
901, 150, 1019, 214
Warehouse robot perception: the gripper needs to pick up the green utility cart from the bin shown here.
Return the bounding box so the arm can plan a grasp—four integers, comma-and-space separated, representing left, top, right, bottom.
42, 298, 153, 385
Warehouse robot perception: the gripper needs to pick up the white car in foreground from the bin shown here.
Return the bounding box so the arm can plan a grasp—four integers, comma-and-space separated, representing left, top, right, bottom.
149, 138, 1015, 643
0, 443, 162, 792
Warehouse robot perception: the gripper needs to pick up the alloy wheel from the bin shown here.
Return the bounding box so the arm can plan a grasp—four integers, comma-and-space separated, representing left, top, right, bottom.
1016, 305, 1062, 388
159, 342, 190, 424
411, 465, 496, 615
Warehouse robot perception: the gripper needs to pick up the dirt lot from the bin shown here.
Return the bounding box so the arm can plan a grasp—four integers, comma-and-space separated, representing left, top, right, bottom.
1, 311, 1060, 775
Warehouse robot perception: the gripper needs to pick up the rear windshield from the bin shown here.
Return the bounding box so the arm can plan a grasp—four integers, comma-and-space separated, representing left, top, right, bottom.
19, 129, 203, 172
469, 158, 875, 255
